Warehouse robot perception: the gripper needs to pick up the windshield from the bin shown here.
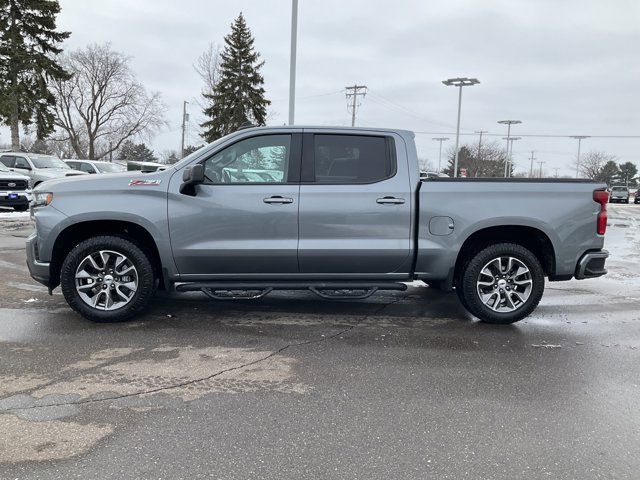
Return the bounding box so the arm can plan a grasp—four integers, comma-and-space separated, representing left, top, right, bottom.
96, 163, 126, 173
30, 155, 70, 169
612, 187, 627, 191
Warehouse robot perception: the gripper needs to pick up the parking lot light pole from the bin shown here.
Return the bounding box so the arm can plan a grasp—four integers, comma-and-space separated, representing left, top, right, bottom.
571, 136, 589, 178
288, 0, 299, 125
443, 77, 480, 177
432, 137, 449, 173
498, 120, 522, 177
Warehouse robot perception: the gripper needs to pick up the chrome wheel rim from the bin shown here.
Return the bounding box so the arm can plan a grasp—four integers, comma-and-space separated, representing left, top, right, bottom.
476, 256, 533, 313
75, 250, 138, 311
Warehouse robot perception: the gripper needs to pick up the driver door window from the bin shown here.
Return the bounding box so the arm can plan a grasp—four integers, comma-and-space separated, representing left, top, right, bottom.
203, 135, 291, 184
14, 157, 31, 170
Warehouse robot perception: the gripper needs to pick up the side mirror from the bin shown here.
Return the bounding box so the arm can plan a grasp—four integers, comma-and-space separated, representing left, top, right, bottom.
179, 164, 205, 195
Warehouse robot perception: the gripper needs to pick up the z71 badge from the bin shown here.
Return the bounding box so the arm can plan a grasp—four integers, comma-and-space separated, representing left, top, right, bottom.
129, 179, 162, 186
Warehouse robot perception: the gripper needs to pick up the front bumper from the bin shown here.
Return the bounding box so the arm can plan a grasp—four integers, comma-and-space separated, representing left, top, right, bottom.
0, 191, 30, 207
575, 249, 609, 279
26, 232, 51, 288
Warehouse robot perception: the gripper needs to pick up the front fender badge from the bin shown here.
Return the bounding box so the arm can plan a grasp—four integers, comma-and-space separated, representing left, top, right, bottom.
129, 179, 162, 187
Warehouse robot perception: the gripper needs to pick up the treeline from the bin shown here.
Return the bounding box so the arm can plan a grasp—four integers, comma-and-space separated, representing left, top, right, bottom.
0, 2, 269, 161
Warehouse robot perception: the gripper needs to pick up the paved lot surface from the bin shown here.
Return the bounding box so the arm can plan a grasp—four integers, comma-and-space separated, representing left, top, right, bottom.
0, 205, 638, 479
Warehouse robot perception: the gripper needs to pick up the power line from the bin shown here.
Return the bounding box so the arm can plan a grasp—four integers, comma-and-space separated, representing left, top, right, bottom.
414, 131, 640, 139
345, 85, 367, 127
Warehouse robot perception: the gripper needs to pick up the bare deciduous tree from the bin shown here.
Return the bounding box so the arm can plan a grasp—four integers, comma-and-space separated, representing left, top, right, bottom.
576, 151, 618, 180
194, 42, 221, 101
50, 43, 166, 160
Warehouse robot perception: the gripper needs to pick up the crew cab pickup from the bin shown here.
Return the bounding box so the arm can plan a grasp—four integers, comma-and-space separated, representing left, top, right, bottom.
26, 126, 610, 324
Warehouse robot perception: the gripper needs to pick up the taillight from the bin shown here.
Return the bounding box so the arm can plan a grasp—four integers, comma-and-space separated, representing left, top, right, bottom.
593, 189, 608, 235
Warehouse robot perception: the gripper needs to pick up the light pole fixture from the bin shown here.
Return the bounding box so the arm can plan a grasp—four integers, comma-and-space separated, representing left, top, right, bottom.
502, 136, 521, 176
498, 120, 522, 177
432, 137, 449, 173
571, 135, 589, 178
443, 77, 480, 177
288, 0, 299, 125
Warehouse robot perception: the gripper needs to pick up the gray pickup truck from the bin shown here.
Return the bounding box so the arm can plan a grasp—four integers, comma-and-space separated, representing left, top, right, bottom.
26, 126, 610, 324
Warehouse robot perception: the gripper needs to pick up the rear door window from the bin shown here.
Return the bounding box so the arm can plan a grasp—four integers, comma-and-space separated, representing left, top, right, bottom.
310, 134, 395, 184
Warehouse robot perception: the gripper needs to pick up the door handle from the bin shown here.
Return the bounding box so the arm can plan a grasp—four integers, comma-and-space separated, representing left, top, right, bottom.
263, 196, 294, 204
376, 196, 405, 205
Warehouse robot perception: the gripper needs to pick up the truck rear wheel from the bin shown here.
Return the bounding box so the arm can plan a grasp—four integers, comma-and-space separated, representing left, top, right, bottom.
60, 236, 155, 322
459, 243, 545, 324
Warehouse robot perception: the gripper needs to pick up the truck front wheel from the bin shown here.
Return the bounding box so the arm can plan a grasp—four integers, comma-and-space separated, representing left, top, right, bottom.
60, 236, 155, 322
459, 243, 545, 324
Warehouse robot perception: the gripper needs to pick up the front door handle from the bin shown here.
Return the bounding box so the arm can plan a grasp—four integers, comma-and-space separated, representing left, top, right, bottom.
263, 196, 294, 205
376, 196, 405, 205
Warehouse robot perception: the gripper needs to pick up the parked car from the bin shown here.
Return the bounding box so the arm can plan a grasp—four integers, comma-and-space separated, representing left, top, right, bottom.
609, 185, 629, 203
0, 152, 87, 187
420, 171, 449, 180
65, 159, 127, 174
0, 162, 31, 211
126, 161, 167, 173
26, 126, 609, 325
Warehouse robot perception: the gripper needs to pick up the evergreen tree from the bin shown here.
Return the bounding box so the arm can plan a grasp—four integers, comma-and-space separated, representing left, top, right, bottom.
443, 143, 511, 177
595, 160, 620, 186
117, 140, 157, 162
0, 0, 70, 150
201, 13, 270, 142
617, 161, 638, 186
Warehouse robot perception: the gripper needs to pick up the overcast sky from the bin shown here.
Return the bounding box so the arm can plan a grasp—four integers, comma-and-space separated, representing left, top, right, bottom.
3, 0, 640, 176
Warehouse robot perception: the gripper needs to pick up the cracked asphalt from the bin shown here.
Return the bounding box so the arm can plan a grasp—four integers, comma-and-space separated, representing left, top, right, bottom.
0, 205, 639, 479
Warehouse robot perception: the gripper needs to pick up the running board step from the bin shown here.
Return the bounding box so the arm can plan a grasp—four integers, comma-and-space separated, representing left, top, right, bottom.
175, 281, 407, 300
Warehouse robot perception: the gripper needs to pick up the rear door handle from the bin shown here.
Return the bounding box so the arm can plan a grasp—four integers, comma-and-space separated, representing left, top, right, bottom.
376, 196, 405, 205
263, 196, 294, 204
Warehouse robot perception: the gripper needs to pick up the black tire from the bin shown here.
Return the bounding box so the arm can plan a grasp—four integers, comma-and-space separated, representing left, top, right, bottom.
60, 235, 155, 322
13, 205, 28, 212
459, 243, 545, 324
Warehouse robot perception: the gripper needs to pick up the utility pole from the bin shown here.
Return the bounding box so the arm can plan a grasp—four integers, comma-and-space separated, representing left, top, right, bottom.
432, 137, 449, 173
571, 135, 589, 178
475, 130, 488, 157
554, 168, 559, 178
345, 85, 367, 127
502, 136, 521, 177
498, 120, 522, 177
528, 151, 536, 178
288, 0, 298, 125
537, 160, 546, 178
443, 77, 480, 177
180, 100, 189, 159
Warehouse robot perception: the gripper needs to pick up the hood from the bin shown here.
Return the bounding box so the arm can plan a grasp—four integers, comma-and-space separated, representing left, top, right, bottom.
33, 168, 174, 193
0, 170, 30, 181
37, 168, 88, 178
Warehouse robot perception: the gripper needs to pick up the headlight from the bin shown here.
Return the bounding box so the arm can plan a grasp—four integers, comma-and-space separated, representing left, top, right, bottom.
32, 192, 53, 207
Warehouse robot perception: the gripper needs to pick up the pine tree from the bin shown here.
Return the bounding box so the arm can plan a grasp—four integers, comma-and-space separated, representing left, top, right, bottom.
201, 13, 270, 142
117, 140, 157, 162
0, 0, 70, 150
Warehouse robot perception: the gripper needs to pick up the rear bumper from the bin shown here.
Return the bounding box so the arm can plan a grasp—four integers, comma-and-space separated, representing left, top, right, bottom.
575, 249, 609, 279
26, 232, 51, 288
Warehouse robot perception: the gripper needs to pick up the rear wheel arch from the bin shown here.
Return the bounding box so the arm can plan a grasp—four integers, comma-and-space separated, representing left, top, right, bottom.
453, 225, 556, 287
50, 220, 163, 291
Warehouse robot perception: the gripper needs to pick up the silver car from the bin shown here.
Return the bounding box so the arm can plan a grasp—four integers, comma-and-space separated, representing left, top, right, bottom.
0, 152, 87, 187
65, 159, 127, 174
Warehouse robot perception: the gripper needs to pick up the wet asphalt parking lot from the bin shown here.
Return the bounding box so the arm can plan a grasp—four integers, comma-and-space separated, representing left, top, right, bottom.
0, 204, 638, 479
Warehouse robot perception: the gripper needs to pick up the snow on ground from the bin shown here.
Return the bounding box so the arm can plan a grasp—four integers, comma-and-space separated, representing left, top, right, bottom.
0, 209, 30, 219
